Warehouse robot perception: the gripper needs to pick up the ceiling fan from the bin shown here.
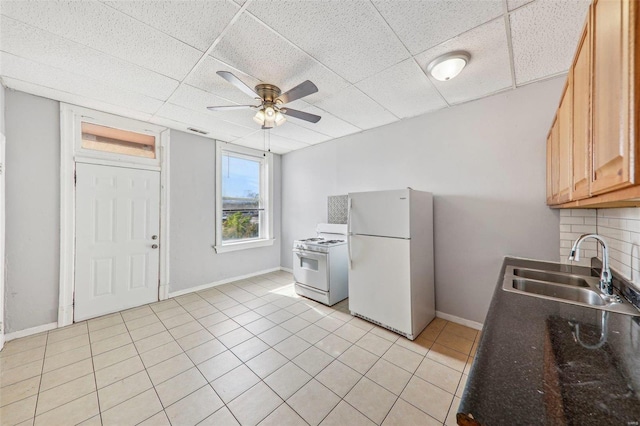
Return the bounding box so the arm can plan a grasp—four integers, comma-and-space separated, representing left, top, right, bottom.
207, 71, 322, 129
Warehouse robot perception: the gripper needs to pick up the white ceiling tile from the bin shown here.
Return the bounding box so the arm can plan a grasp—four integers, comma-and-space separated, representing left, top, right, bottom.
2, 77, 154, 123
415, 19, 512, 105
101, 0, 240, 51
510, 0, 590, 85
232, 130, 310, 154
186, 56, 264, 104
313, 86, 398, 130
1, 52, 164, 114
210, 13, 350, 104
268, 122, 332, 145
356, 59, 447, 119
373, 0, 504, 55
295, 105, 361, 139
247, 1, 409, 83
507, 0, 535, 11
1, 0, 202, 80
0, 16, 179, 100
156, 103, 256, 140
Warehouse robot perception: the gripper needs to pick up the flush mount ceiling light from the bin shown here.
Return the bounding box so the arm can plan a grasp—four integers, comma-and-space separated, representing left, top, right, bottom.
427, 51, 470, 82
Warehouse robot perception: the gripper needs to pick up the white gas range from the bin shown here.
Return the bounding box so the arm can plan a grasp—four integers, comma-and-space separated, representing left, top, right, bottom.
293, 224, 348, 306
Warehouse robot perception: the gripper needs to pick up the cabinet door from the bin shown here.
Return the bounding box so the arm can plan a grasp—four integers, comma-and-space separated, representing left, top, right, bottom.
557, 81, 573, 203
572, 19, 591, 200
551, 119, 560, 204
546, 130, 554, 204
591, 0, 634, 194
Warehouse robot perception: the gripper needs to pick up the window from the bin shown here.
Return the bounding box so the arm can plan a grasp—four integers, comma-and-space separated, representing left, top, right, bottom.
215, 143, 273, 253
81, 122, 156, 159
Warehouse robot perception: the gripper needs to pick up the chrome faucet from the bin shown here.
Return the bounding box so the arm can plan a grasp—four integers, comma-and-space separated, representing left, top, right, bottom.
568, 233, 613, 296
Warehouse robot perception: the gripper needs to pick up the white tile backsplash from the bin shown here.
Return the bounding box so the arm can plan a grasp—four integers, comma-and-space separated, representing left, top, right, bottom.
559, 207, 640, 289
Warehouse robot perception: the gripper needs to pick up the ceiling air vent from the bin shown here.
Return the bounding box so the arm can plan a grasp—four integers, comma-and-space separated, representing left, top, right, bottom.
187, 127, 209, 135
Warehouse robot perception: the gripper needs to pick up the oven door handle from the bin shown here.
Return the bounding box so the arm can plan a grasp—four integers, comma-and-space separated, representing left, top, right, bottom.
293, 249, 326, 260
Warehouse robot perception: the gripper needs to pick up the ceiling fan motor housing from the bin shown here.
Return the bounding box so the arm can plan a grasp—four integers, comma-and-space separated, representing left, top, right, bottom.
255, 84, 282, 103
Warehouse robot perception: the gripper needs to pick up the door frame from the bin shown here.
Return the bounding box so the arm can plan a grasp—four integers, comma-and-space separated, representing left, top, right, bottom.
0, 133, 5, 350
59, 104, 171, 327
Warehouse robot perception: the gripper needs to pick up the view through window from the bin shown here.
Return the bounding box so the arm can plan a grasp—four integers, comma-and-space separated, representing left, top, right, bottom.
221, 152, 263, 242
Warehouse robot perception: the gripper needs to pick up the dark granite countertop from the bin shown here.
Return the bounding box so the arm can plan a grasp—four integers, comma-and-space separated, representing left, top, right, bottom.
458, 257, 640, 426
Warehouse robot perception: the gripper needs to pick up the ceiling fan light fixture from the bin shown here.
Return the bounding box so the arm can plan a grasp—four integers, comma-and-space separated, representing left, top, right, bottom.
253, 109, 266, 125
427, 51, 470, 82
274, 110, 286, 126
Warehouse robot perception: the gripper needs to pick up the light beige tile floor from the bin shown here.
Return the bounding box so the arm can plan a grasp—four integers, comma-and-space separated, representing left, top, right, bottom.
0, 271, 481, 426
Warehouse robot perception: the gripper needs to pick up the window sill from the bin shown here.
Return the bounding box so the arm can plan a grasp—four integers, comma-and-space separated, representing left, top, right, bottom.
214, 238, 275, 253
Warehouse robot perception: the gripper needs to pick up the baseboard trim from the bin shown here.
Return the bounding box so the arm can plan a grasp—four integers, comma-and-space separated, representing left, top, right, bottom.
436, 311, 483, 331
280, 267, 293, 273
5, 322, 58, 342
168, 267, 283, 298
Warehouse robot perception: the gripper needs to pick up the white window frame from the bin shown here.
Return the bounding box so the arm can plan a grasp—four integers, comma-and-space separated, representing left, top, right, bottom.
215, 142, 274, 253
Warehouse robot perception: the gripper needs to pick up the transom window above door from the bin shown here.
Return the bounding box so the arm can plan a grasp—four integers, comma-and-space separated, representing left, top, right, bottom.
81, 122, 156, 159
215, 143, 274, 253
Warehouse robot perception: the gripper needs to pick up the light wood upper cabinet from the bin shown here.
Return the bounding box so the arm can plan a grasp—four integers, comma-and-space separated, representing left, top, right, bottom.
572, 17, 591, 201
545, 0, 640, 208
591, 0, 634, 194
557, 80, 573, 203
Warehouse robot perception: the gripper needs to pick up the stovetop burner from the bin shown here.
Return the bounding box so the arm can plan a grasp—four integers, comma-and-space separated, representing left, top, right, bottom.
318, 240, 343, 245
303, 237, 324, 242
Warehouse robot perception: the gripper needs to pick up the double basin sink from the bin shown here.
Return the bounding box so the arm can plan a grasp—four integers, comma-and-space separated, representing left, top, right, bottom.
502, 264, 639, 316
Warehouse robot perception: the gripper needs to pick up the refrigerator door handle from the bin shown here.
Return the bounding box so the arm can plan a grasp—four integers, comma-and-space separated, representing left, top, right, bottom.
347, 198, 353, 269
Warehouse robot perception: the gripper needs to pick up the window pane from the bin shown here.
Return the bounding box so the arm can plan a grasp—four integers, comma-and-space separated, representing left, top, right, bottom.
81, 122, 156, 159
221, 154, 261, 211
222, 210, 261, 241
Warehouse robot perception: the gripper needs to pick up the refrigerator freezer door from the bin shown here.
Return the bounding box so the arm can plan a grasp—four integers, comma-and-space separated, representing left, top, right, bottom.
349, 189, 410, 239
348, 235, 412, 334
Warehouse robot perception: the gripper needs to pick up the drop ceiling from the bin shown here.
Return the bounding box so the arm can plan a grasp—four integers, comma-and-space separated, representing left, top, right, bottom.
0, 0, 590, 154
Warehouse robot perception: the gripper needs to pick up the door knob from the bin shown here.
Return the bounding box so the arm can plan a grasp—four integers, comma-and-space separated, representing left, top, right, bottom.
151, 244, 158, 249
152, 235, 158, 240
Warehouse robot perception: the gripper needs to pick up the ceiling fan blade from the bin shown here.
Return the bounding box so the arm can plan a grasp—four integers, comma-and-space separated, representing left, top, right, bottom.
216, 71, 259, 99
281, 108, 321, 123
276, 80, 318, 104
207, 105, 256, 111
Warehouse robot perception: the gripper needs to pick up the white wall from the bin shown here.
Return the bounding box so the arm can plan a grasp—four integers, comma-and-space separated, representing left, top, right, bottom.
3, 90, 283, 334
0, 84, 5, 134
5, 90, 60, 333
169, 130, 282, 293
281, 77, 565, 324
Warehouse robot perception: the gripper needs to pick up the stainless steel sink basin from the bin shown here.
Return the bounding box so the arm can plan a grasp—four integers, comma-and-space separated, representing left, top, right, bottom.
502, 264, 639, 316
511, 278, 605, 306
512, 268, 590, 287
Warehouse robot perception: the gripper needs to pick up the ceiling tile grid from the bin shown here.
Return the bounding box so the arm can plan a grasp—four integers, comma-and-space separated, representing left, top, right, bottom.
510, 0, 591, 85
313, 85, 399, 130
246, 0, 410, 84
0, 15, 180, 100
2, 77, 155, 124
1, 0, 204, 80
209, 12, 351, 104
100, 0, 241, 52
415, 18, 513, 105
1, 52, 165, 114
372, 0, 504, 55
355, 58, 448, 119
0, 0, 590, 154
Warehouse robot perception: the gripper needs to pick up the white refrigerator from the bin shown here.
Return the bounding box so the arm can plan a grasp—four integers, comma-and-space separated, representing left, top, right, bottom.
347, 188, 434, 340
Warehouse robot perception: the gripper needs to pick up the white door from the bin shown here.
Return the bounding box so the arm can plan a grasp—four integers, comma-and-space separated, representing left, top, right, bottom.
348, 234, 412, 335
349, 189, 411, 238
75, 163, 160, 321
